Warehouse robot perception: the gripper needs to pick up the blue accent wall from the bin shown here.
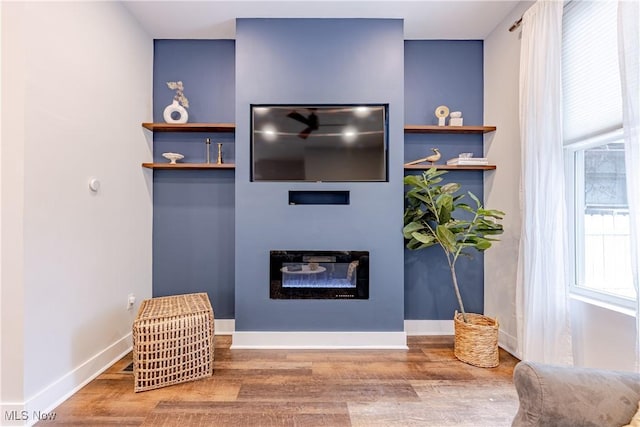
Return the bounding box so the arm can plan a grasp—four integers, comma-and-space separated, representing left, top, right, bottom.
404, 40, 485, 319
152, 40, 236, 318
153, 40, 235, 123
151, 37, 486, 323
235, 19, 405, 331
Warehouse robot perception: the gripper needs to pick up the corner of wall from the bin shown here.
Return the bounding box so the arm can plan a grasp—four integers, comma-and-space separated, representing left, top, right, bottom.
482, 1, 532, 356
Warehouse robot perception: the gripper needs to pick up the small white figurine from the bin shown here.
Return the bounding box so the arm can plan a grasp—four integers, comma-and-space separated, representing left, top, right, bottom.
449, 111, 463, 126
405, 148, 441, 166
162, 152, 185, 164
435, 105, 450, 126
163, 81, 190, 124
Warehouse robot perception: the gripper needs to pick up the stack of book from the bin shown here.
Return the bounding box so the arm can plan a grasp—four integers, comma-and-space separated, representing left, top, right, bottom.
446, 157, 489, 166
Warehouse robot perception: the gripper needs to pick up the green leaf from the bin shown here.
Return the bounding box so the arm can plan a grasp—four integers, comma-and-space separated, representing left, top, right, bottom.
436, 225, 457, 252
424, 168, 448, 179
468, 191, 482, 208
452, 194, 466, 204
406, 238, 422, 250
447, 222, 469, 234
403, 175, 422, 186
482, 209, 506, 219
411, 231, 436, 246
474, 238, 492, 251
435, 194, 454, 223
435, 193, 453, 210
409, 192, 432, 206
457, 204, 474, 213
479, 229, 504, 236
402, 222, 425, 239
441, 182, 460, 194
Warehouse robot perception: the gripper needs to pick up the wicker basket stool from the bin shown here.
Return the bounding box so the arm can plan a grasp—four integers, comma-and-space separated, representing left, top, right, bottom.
132, 292, 214, 392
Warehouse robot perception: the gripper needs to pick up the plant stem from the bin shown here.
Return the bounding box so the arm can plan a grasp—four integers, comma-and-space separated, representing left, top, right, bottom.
428, 175, 467, 323
453, 208, 481, 265
447, 254, 467, 323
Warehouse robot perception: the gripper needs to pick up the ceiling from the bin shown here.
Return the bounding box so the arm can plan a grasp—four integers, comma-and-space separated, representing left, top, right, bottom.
122, 1, 523, 40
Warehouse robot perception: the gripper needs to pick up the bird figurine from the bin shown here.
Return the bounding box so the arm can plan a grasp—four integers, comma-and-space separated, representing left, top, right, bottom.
405, 148, 441, 166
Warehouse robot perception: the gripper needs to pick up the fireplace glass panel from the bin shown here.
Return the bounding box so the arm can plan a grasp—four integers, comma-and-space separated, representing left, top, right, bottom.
270, 251, 369, 299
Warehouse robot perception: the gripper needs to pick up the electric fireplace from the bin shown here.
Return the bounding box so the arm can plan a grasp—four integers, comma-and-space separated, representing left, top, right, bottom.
270, 250, 369, 299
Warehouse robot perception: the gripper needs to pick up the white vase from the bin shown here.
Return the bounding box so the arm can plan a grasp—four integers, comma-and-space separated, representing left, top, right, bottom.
163, 100, 188, 124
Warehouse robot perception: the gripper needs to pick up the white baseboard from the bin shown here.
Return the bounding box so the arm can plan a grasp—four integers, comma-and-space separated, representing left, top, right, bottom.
225, 320, 456, 348
404, 320, 454, 335
19, 334, 132, 426
210, 319, 511, 339
214, 319, 235, 335
231, 331, 408, 349
219, 320, 456, 339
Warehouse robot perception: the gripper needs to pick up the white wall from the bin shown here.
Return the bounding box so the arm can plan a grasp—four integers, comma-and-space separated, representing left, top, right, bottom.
484, 2, 637, 370
483, 1, 532, 357
1, 0, 27, 413
1, 1, 153, 420
570, 300, 636, 370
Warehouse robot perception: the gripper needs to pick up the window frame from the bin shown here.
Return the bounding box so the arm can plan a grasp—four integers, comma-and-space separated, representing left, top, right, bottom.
564, 128, 636, 311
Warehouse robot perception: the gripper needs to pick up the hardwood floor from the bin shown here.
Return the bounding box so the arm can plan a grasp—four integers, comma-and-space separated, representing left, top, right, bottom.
39, 336, 521, 426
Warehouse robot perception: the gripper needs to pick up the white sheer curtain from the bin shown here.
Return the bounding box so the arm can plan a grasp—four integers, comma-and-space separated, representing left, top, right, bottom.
618, 0, 640, 372
516, 0, 573, 364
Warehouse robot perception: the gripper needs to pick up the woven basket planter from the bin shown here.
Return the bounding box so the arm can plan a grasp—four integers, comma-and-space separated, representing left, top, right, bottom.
453, 311, 499, 368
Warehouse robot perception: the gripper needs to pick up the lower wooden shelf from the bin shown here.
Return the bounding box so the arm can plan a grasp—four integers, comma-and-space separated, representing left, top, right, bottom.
142, 163, 235, 170
404, 164, 496, 171
142, 163, 492, 171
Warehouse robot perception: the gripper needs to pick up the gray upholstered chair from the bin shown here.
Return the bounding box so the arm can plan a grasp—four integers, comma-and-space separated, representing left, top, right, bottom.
512, 361, 640, 427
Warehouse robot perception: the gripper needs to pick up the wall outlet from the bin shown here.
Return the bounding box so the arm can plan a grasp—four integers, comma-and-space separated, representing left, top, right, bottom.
127, 293, 136, 310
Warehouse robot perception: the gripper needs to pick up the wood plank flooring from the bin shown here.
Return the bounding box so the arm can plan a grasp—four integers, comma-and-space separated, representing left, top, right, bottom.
38, 336, 521, 426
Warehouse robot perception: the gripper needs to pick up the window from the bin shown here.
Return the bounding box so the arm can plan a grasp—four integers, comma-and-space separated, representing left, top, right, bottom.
563, 1, 636, 307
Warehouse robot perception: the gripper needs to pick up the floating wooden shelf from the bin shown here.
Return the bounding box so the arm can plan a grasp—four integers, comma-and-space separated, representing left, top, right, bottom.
404, 164, 496, 171
143, 163, 492, 171
142, 123, 236, 132
403, 125, 496, 134
142, 123, 495, 134
142, 163, 235, 170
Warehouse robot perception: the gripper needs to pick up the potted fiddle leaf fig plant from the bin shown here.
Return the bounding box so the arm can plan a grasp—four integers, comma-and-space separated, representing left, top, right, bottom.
403, 168, 504, 367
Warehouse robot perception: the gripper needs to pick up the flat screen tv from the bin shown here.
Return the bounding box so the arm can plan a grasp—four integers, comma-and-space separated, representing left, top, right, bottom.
251, 104, 388, 182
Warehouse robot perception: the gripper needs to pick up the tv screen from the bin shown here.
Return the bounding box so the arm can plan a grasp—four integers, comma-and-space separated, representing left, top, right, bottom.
251, 104, 388, 182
